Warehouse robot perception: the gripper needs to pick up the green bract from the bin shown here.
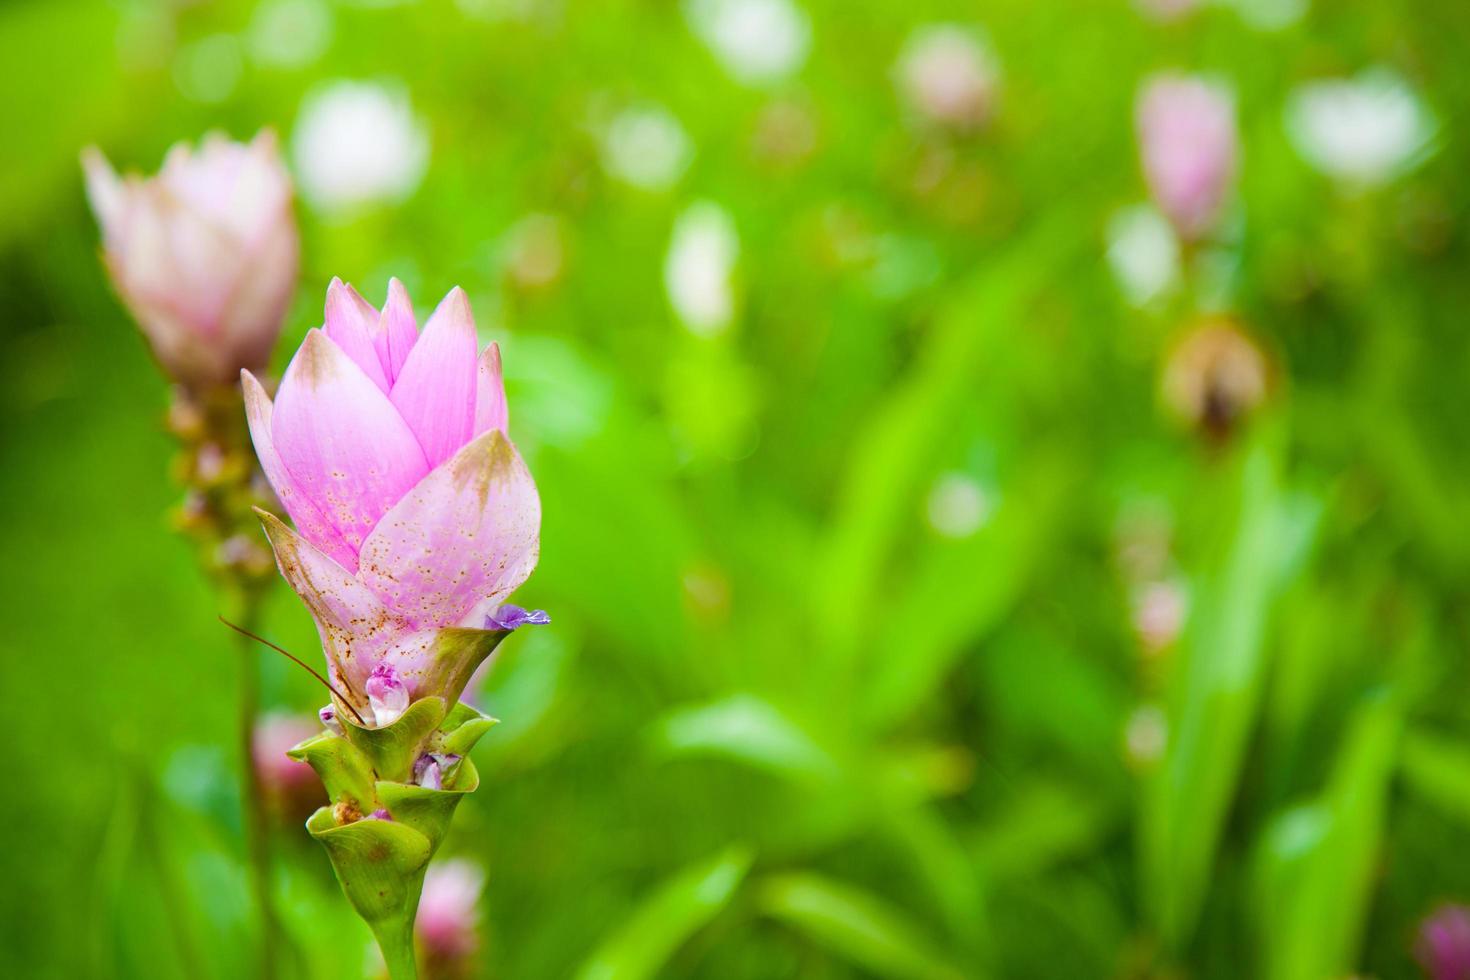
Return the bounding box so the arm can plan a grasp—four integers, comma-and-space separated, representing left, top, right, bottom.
288, 697, 498, 978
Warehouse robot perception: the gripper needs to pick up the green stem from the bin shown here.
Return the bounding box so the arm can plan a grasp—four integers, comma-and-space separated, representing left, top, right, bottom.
373, 918, 420, 980
230, 588, 280, 980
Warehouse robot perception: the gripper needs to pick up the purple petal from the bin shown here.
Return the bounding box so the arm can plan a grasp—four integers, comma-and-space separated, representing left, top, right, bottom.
357, 429, 540, 629
271, 329, 430, 554
389, 287, 478, 468
319, 704, 344, 736
485, 604, 550, 631
366, 808, 394, 821
242, 371, 358, 571
324, 278, 390, 393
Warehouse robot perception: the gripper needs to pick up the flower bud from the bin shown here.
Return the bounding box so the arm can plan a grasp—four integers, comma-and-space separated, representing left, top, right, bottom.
246, 279, 541, 721
319, 703, 344, 736
485, 604, 551, 632
896, 25, 999, 132
252, 712, 324, 820
82, 131, 298, 390
1161, 318, 1270, 440
417, 858, 485, 973
1136, 74, 1238, 241
1416, 904, 1470, 980
367, 663, 411, 728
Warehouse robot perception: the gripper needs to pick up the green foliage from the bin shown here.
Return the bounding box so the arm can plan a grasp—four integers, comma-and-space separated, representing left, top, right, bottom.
4, 0, 1470, 977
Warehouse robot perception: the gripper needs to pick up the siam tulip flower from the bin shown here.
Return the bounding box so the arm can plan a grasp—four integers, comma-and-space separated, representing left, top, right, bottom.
1136, 74, 1238, 241
260, 279, 546, 977
1417, 904, 1470, 980
895, 25, 1000, 132
82, 131, 298, 390
244, 278, 546, 726
416, 858, 486, 976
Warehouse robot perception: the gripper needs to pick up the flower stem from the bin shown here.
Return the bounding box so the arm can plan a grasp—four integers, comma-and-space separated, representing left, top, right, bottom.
230, 589, 280, 980
373, 918, 420, 980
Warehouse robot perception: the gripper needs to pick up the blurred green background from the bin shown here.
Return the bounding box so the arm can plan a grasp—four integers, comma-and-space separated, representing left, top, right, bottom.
4, 0, 1470, 977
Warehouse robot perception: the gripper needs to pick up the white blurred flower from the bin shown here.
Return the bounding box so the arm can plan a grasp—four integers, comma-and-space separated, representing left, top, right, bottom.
292, 81, 428, 213
685, 0, 811, 86
601, 104, 692, 191
1106, 204, 1180, 307
1286, 69, 1435, 187
248, 0, 333, 69
895, 24, 999, 130
665, 202, 739, 336
926, 473, 992, 539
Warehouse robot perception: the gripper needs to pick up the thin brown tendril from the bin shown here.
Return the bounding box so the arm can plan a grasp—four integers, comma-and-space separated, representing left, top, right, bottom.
218, 616, 366, 726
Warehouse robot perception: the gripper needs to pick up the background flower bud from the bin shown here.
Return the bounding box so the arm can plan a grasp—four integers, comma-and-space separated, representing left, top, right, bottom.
252, 712, 324, 820
896, 25, 1000, 131
82, 131, 299, 389
1136, 74, 1238, 241
416, 858, 485, 975
1417, 904, 1470, 980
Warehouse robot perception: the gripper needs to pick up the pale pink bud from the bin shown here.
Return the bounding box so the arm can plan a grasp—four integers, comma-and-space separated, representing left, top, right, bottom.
896, 25, 999, 131
416, 859, 485, 966
82, 131, 298, 389
1136, 75, 1238, 240
244, 280, 541, 718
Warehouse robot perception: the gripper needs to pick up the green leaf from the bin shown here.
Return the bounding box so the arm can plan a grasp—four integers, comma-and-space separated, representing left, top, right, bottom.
1399, 727, 1470, 828
1255, 692, 1402, 980
374, 760, 480, 856
575, 846, 754, 980
1142, 431, 1319, 948
757, 872, 966, 980
651, 694, 839, 783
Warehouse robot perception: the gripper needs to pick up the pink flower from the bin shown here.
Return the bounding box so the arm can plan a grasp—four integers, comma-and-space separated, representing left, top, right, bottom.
244, 280, 542, 725
82, 131, 298, 389
416, 858, 485, 967
1418, 904, 1470, 980
252, 712, 323, 817
896, 25, 999, 131
1136, 75, 1238, 241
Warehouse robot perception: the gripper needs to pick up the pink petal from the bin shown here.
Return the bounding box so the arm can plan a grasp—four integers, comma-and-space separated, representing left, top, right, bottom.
357, 429, 540, 629
256, 509, 408, 703
324, 278, 390, 392
380, 278, 419, 385
271, 328, 429, 552
242, 371, 358, 571
472, 342, 509, 437
389, 287, 478, 468
80, 147, 126, 238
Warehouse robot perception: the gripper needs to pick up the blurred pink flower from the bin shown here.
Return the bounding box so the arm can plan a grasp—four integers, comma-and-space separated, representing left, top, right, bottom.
244, 280, 543, 725
1417, 904, 1470, 980
1136, 74, 1238, 241
417, 858, 485, 969
896, 25, 999, 131
82, 131, 298, 389
252, 712, 322, 816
